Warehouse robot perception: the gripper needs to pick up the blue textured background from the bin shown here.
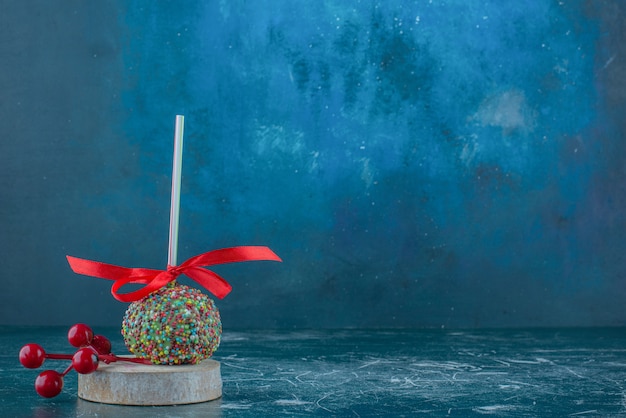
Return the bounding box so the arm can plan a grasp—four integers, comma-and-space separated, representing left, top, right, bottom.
1, 1, 625, 328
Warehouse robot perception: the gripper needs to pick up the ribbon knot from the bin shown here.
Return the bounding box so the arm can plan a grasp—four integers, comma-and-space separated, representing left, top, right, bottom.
166, 265, 183, 276
66, 246, 282, 303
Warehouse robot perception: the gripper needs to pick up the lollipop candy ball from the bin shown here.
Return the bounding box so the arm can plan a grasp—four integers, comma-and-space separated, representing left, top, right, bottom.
121, 284, 222, 365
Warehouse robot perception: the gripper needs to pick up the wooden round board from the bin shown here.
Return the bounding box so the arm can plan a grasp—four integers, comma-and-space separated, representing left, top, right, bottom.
78, 358, 222, 406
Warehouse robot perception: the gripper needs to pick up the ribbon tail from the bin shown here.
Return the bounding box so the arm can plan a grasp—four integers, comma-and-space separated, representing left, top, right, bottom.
67, 255, 133, 281
67, 255, 172, 303
182, 246, 282, 268
66, 255, 163, 281
184, 266, 233, 299
111, 271, 176, 303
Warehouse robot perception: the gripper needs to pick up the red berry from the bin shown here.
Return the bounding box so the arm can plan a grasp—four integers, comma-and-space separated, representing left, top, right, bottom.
72, 347, 99, 374
35, 370, 64, 398
19, 343, 46, 369
91, 335, 112, 355
67, 323, 93, 347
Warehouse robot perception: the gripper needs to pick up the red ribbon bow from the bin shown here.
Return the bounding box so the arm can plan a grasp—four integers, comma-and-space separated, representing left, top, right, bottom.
66, 246, 282, 303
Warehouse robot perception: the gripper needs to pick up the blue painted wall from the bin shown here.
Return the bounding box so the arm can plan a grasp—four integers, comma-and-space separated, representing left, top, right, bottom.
1, 1, 625, 328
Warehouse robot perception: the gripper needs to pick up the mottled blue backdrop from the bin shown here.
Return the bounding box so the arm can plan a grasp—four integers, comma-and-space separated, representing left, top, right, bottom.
1, 1, 625, 328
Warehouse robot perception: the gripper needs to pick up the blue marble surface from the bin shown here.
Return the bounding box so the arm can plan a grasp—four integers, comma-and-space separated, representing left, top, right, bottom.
3, 327, 626, 417
1, 1, 626, 328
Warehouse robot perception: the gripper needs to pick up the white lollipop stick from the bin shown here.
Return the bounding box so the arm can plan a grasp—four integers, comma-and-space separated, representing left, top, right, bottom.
168, 115, 184, 267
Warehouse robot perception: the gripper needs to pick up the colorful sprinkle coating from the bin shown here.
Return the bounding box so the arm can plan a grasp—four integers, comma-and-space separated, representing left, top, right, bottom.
121, 283, 222, 365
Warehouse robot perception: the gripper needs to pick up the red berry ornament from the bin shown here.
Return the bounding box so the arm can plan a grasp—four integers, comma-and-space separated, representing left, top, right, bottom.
35, 370, 64, 398
20, 323, 152, 398
19, 343, 46, 369
91, 335, 112, 355
67, 323, 93, 347
72, 347, 99, 374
